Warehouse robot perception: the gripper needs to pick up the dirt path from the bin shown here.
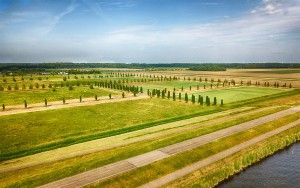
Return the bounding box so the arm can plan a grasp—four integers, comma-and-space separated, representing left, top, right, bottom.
141, 119, 300, 188
0, 94, 149, 116
38, 106, 300, 188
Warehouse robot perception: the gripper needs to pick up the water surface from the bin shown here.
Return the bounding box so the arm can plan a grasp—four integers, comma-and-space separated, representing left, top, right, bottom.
218, 142, 300, 188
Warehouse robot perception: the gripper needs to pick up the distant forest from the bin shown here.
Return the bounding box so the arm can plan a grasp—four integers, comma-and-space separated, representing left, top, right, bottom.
0, 62, 299, 72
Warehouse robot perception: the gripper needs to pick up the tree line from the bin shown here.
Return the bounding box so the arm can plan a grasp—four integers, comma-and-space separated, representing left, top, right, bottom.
1, 62, 299, 72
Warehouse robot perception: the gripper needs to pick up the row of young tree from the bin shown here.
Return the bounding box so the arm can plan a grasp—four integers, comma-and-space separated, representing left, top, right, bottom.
147, 88, 223, 106
1, 91, 132, 111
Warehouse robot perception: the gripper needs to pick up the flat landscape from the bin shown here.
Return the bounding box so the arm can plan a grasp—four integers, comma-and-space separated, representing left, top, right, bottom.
0, 65, 299, 188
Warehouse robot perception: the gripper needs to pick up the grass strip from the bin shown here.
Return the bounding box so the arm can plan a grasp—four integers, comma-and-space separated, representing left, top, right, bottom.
91, 113, 300, 187
165, 127, 300, 188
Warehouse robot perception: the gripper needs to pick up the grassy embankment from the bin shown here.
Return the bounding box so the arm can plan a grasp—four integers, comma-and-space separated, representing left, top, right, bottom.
0, 105, 286, 187
91, 113, 300, 187
166, 127, 300, 187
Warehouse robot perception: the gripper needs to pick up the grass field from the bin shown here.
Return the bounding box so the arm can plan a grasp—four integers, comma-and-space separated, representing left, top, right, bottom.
191, 87, 286, 103
0, 105, 286, 188
0, 86, 119, 105
1, 68, 299, 188
0, 98, 218, 159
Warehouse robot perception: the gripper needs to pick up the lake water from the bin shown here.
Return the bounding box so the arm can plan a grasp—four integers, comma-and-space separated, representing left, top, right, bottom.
218, 142, 300, 188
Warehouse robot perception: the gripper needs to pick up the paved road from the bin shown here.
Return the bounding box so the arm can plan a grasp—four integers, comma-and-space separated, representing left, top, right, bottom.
140, 119, 300, 188
38, 106, 300, 188
0, 94, 148, 116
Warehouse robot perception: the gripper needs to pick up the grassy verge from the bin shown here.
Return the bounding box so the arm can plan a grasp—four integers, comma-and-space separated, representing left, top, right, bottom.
91, 113, 300, 187
0, 106, 284, 187
165, 127, 300, 188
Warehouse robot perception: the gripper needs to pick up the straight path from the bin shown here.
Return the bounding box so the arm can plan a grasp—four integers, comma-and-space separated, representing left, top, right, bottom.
141, 119, 300, 188
0, 94, 148, 116
38, 106, 300, 188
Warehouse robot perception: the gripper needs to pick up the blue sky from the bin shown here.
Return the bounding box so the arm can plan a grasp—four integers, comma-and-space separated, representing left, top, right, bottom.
0, 0, 300, 63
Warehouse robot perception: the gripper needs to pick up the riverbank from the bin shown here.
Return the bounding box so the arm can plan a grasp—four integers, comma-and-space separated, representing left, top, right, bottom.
164, 125, 300, 187
218, 142, 300, 188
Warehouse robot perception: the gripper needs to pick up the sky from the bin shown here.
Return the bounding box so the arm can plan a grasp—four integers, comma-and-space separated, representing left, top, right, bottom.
0, 0, 300, 63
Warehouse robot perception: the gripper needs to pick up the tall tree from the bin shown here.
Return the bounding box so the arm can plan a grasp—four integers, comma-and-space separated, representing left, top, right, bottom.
213, 97, 217, 105
185, 93, 188, 103
192, 95, 195, 104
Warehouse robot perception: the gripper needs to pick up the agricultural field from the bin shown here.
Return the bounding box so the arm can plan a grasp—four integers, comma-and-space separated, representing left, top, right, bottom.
0, 66, 299, 188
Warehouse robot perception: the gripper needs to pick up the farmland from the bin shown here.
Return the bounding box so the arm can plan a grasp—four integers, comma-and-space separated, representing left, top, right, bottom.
0, 66, 299, 188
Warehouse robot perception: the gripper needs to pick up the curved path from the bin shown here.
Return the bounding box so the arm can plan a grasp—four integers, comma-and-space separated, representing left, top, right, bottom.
0, 94, 148, 116
38, 106, 300, 188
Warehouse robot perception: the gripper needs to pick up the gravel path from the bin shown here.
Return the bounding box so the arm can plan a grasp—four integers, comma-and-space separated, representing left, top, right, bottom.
38, 106, 300, 188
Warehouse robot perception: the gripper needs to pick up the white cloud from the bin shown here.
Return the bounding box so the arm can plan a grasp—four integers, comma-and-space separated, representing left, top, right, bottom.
0, 0, 300, 63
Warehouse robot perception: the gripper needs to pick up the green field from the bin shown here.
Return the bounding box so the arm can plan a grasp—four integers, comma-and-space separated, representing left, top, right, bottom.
0, 86, 118, 105
0, 105, 286, 188
0, 98, 217, 159
133, 80, 207, 90
191, 87, 285, 103
0, 68, 299, 188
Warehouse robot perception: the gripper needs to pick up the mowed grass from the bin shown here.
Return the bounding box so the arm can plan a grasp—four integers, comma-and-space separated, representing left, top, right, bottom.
191, 87, 285, 103
93, 113, 300, 188
0, 105, 284, 188
0, 86, 118, 105
0, 98, 214, 159
134, 80, 207, 91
